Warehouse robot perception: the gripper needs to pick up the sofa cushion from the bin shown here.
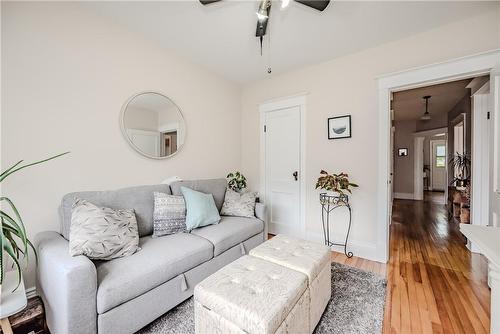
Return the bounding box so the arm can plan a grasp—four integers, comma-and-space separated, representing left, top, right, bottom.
60, 184, 171, 239
170, 179, 227, 212
191, 216, 264, 256
95, 232, 213, 314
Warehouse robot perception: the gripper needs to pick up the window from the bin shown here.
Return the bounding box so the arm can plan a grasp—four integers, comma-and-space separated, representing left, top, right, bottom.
436, 144, 446, 167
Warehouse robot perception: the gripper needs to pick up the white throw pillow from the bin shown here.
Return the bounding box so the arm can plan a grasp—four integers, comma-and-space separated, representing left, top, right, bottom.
220, 188, 257, 218
69, 198, 140, 260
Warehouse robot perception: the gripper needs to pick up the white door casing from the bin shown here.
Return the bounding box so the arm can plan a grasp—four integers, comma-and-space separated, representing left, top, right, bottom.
472, 86, 491, 230
259, 94, 307, 239
430, 139, 446, 191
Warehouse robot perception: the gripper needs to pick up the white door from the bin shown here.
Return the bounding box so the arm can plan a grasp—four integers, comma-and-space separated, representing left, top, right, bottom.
264, 106, 301, 237
431, 139, 446, 191
127, 129, 160, 156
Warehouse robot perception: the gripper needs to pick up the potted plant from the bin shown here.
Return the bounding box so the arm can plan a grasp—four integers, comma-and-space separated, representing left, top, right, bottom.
315, 170, 358, 196
1, 152, 68, 291
450, 152, 471, 189
226, 171, 247, 193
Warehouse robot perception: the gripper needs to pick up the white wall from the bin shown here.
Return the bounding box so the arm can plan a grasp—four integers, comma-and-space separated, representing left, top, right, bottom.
1, 2, 241, 289
241, 9, 500, 260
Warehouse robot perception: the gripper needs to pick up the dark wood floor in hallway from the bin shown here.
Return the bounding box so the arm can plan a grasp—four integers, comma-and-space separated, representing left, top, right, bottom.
332, 192, 491, 334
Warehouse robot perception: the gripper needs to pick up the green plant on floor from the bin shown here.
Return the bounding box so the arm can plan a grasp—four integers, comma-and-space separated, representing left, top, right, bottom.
226, 171, 247, 193
315, 170, 358, 195
1, 152, 69, 290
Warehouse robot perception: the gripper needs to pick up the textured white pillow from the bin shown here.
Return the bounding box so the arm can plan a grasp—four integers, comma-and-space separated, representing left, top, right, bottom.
220, 188, 257, 218
69, 198, 140, 260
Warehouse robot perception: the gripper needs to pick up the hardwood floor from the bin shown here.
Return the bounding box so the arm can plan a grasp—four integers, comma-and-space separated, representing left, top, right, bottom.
331, 191, 491, 334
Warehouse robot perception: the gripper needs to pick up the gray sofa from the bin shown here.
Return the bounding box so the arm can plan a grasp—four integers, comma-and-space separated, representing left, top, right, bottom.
35, 179, 266, 334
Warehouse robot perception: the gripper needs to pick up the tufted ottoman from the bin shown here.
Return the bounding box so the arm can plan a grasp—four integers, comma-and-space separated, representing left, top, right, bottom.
249, 234, 331, 333
194, 255, 309, 334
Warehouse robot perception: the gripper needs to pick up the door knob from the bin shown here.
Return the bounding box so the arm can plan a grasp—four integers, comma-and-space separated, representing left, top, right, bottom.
293, 171, 298, 181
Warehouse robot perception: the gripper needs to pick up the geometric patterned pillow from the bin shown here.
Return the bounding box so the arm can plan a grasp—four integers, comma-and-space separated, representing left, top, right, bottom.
220, 188, 257, 218
153, 192, 186, 237
69, 198, 140, 260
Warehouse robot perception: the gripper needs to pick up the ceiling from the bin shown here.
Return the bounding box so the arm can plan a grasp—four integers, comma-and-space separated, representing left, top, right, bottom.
392, 79, 474, 121
83, 1, 498, 84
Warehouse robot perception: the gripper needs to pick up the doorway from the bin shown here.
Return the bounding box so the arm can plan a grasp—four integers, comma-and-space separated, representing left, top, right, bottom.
377, 50, 499, 263
259, 95, 306, 239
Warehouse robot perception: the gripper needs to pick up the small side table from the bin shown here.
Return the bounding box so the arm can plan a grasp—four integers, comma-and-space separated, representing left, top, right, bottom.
320, 192, 353, 258
1, 271, 28, 334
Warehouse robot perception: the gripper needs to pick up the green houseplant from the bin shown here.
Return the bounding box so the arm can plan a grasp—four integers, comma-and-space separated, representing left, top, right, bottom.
315, 170, 358, 195
450, 152, 471, 188
226, 171, 247, 193
1, 152, 69, 290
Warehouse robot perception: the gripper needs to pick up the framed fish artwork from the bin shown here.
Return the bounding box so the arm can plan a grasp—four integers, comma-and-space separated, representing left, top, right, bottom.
328, 115, 351, 139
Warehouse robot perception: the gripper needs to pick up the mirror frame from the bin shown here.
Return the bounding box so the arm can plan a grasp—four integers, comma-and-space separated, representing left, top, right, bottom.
120, 91, 186, 160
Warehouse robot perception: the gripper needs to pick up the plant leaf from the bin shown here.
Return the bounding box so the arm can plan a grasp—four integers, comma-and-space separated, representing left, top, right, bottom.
0, 151, 69, 183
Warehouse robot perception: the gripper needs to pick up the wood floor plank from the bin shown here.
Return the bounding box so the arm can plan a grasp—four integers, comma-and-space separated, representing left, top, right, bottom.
324, 191, 491, 334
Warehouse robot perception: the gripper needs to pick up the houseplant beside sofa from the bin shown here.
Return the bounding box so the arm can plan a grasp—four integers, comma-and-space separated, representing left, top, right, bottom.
35, 179, 266, 334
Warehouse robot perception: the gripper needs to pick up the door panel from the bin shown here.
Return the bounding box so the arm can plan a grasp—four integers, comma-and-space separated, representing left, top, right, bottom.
431, 140, 446, 191
265, 106, 301, 237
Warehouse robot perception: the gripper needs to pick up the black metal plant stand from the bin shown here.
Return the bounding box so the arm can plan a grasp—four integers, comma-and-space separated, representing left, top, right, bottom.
320, 193, 353, 258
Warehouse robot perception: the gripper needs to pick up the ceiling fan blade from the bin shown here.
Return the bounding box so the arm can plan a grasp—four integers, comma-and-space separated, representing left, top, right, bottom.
294, 0, 330, 11
199, 0, 222, 5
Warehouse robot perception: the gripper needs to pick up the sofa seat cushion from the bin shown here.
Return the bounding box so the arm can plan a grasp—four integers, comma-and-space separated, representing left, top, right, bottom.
95, 233, 213, 314
191, 216, 264, 256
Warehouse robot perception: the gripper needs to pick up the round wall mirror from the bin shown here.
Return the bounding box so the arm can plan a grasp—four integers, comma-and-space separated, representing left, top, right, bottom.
121, 92, 186, 159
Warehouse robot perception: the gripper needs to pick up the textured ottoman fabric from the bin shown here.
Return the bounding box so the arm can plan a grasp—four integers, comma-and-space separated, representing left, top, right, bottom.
249, 234, 331, 333
194, 255, 308, 334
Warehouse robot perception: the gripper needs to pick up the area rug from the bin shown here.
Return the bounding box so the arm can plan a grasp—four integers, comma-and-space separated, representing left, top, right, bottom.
137, 262, 387, 334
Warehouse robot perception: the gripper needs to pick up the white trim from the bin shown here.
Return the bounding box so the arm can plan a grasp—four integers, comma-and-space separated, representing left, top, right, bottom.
472, 91, 491, 231
413, 127, 448, 138
377, 49, 500, 263
26, 286, 37, 299
414, 137, 425, 200
259, 94, 307, 240
394, 192, 415, 200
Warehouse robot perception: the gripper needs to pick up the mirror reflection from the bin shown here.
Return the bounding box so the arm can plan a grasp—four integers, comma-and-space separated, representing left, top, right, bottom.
122, 92, 185, 159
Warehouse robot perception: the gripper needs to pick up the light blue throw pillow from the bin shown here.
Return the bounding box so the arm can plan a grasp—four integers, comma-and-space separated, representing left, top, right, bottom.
181, 186, 221, 231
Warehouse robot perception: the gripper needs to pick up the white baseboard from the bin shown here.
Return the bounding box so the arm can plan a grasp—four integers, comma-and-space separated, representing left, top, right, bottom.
26, 286, 37, 299
306, 231, 382, 263
394, 192, 415, 200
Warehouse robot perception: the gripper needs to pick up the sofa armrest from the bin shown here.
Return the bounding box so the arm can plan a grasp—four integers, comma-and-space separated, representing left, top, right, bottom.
35, 231, 97, 334
255, 202, 266, 222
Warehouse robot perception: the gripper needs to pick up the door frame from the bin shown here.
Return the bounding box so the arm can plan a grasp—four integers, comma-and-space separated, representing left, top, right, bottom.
377, 49, 500, 263
471, 83, 491, 230
259, 94, 307, 239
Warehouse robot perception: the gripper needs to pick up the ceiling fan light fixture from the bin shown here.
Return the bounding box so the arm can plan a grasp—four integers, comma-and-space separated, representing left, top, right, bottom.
256, 11, 268, 21
256, 0, 270, 21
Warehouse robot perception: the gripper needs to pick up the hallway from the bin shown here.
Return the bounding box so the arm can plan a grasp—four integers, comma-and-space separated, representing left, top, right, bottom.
332, 193, 490, 333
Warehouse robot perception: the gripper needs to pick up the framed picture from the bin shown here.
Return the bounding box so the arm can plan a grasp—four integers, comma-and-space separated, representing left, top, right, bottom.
328, 115, 351, 140
398, 148, 408, 157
